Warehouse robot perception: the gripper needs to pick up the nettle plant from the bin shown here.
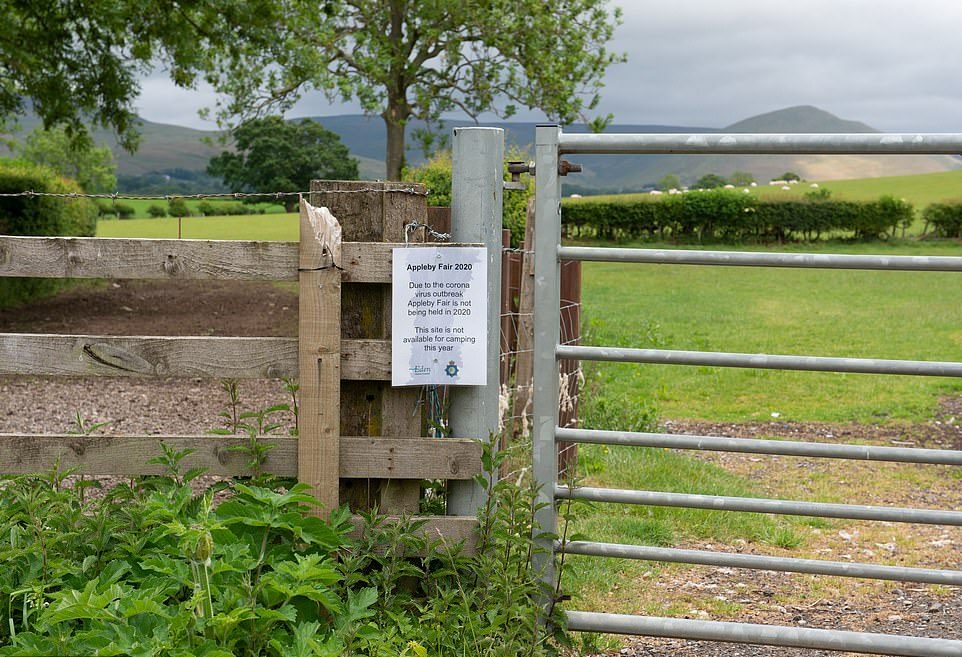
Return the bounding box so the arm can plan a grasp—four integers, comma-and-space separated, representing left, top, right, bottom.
0, 383, 565, 657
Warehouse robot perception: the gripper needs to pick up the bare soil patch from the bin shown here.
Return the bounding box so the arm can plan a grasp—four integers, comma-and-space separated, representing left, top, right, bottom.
0, 279, 298, 436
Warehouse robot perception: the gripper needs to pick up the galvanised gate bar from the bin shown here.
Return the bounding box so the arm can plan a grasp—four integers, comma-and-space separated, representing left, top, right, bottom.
531, 126, 962, 656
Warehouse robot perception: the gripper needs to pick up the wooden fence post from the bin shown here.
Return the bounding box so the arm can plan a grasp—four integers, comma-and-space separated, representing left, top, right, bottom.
298, 198, 341, 513
310, 180, 425, 514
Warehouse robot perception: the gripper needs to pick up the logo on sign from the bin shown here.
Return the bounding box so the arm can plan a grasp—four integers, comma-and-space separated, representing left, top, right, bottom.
444, 361, 460, 378
408, 365, 431, 377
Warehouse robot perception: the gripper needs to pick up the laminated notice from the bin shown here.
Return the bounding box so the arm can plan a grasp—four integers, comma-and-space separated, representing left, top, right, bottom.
391, 246, 487, 386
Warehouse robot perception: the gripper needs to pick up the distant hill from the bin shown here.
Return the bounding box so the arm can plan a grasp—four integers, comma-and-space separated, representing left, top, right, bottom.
3, 105, 958, 193
724, 105, 878, 133
567, 106, 960, 193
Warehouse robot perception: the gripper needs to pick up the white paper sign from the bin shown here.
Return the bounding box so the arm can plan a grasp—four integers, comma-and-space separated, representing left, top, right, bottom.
392, 246, 487, 386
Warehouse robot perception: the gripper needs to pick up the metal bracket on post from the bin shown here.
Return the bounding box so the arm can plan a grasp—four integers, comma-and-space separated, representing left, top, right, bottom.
505, 160, 534, 190
448, 127, 505, 517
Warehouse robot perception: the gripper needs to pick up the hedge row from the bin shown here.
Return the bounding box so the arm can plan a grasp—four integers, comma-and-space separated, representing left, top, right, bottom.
561, 191, 915, 242
403, 151, 533, 246
923, 201, 962, 238
0, 160, 98, 307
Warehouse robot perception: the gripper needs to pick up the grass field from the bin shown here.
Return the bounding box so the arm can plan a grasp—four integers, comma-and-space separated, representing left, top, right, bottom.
582, 240, 962, 423
572, 169, 962, 236
749, 169, 962, 208
97, 213, 298, 239
577, 169, 962, 209
104, 198, 287, 219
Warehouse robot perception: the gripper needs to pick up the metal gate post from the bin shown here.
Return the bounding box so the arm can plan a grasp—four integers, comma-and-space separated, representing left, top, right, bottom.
448, 127, 505, 516
532, 125, 563, 591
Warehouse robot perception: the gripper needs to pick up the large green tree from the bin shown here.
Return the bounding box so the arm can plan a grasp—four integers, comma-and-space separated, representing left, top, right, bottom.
18, 127, 117, 193
201, 0, 624, 179
208, 117, 358, 211
0, 0, 276, 150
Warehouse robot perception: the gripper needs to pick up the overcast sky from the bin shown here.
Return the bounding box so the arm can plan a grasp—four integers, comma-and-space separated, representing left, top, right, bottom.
136, 0, 962, 132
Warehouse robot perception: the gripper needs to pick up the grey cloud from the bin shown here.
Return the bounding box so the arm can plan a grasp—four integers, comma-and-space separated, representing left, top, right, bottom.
135, 0, 962, 132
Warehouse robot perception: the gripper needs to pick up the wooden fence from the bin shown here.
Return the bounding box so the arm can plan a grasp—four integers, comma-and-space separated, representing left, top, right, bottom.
0, 181, 480, 550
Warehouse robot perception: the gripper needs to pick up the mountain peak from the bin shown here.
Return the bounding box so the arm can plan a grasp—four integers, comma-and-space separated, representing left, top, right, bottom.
723, 105, 878, 134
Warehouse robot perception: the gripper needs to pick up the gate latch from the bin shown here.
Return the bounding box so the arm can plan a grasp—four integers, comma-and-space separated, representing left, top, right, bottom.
504, 161, 534, 190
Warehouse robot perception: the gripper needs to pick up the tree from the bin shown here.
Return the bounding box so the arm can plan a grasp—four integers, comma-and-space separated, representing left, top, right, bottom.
729, 171, 755, 186
694, 174, 728, 190
18, 127, 117, 193
208, 117, 359, 211
657, 174, 681, 192
200, 1, 624, 179
780, 171, 802, 182
0, 1, 280, 150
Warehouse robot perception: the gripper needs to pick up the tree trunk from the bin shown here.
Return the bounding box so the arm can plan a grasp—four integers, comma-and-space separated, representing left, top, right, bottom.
384, 117, 405, 181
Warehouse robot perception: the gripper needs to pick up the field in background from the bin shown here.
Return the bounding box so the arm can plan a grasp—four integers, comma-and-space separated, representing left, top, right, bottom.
570, 169, 962, 235
582, 240, 962, 423
748, 169, 962, 207
103, 198, 287, 219
97, 213, 298, 239
575, 169, 962, 207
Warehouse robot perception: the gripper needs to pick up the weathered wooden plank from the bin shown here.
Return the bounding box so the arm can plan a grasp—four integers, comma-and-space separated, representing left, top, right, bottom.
298, 198, 341, 512
339, 437, 480, 480
313, 181, 426, 514
348, 515, 479, 554
0, 333, 390, 380
0, 236, 479, 283
0, 435, 481, 480
0, 434, 298, 476
0, 235, 299, 280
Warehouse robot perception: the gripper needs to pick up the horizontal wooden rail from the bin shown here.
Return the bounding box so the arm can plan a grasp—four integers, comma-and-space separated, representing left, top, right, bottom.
0, 434, 481, 480
0, 236, 479, 284
0, 333, 390, 380
348, 515, 479, 554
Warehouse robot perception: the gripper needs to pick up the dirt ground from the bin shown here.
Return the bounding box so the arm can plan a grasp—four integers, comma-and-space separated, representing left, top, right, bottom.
3, 280, 962, 655
0, 280, 299, 436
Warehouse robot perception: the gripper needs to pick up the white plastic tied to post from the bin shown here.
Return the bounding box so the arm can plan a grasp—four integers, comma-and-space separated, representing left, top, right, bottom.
300, 199, 342, 269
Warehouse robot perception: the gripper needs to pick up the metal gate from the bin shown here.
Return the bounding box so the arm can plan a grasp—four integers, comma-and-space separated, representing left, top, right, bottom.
530, 125, 962, 655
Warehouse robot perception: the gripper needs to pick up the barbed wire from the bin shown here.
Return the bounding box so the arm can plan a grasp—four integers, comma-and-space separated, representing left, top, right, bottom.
0, 187, 430, 200
404, 220, 452, 242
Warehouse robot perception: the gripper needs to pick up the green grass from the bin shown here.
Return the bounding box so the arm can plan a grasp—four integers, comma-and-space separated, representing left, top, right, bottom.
582, 240, 962, 423
97, 213, 298, 239
563, 442, 804, 614
581, 170, 962, 210
105, 198, 287, 219
749, 169, 962, 208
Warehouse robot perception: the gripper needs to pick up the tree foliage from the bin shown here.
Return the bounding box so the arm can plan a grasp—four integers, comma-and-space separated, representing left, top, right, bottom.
200, 0, 624, 179
208, 117, 358, 211
18, 127, 117, 193
0, 160, 98, 307
657, 174, 681, 191
694, 173, 728, 189
729, 170, 755, 186
0, 0, 272, 150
